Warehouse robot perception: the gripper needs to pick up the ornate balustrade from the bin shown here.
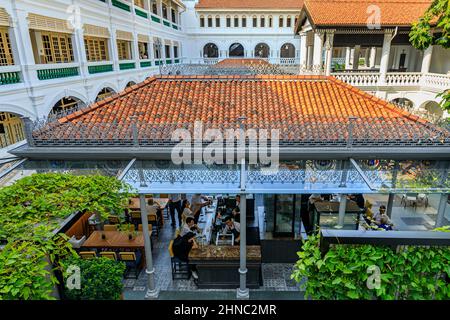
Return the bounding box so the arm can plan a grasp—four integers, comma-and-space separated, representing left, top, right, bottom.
332, 72, 380, 86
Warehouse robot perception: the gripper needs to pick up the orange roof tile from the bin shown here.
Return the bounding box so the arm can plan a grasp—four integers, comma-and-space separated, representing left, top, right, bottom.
304, 0, 432, 27
196, 0, 304, 10
36, 75, 447, 144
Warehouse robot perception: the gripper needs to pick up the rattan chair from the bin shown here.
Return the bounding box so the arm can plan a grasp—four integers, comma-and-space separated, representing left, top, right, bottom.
119, 252, 142, 279
104, 224, 118, 231
99, 251, 117, 260
79, 251, 97, 259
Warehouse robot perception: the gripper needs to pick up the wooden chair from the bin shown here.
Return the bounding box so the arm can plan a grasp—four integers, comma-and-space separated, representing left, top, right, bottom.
130, 210, 142, 227
108, 215, 120, 224
79, 251, 97, 259
148, 214, 160, 238
99, 251, 117, 260
104, 224, 118, 231
119, 252, 141, 279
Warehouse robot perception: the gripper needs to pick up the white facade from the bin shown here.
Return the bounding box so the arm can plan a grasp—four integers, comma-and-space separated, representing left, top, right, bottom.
0, 0, 186, 120
182, 0, 301, 64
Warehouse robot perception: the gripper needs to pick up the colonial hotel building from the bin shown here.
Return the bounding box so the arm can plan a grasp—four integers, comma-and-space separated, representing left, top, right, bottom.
0, 0, 449, 300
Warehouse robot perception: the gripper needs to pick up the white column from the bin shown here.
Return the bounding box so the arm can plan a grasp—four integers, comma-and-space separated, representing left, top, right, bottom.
421, 45, 433, 74
324, 31, 335, 76
379, 30, 393, 83
139, 194, 159, 299
299, 32, 308, 71
312, 31, 324, 73
352, 45, 360, 70
364, 48, 370, 67
10, 8, 38, 84
337, 194, 347, 228
344, 47, 351, 70
369, 46, 377, 68
237, 193, 249, 299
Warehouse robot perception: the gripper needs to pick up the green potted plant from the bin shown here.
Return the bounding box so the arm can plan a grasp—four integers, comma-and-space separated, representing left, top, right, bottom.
62, 256, 126, 300
118, 223, 137, 240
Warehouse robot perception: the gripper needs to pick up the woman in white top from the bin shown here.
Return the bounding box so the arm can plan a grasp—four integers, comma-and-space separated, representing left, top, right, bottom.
181, 200, 194, 224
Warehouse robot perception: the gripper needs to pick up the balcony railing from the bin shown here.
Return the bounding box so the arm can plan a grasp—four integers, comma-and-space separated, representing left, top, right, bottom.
151, 15, 161, 23
88, 64, 114, 74
140, 60, 152, 68
135, 7, 148, 19
385, 72, 421, 86
331, 71, 450, 92
112, 0, 131, 12
119, 62, 136, 70
0, 71, 21, 85
37, 66, 79, 80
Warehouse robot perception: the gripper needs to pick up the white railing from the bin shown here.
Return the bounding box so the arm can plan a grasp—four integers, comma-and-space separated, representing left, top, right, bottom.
385, 72, 421, 86
331, 71, 449, 93
277, 58, 299, 65
332, 72, 380, 86
422, 73, 450, 91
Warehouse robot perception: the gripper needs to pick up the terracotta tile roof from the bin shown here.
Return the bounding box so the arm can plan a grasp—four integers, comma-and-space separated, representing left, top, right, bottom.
215, 58, 271, 66
304, 0, 432, 27
196, 0, 304, 10
33, 75, 448, 146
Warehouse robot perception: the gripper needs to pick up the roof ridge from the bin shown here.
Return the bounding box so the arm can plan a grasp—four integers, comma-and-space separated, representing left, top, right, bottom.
57, 77, 158, 124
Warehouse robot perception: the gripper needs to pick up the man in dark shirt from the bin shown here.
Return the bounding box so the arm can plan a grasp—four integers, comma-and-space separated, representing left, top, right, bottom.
172, 232, 199, 279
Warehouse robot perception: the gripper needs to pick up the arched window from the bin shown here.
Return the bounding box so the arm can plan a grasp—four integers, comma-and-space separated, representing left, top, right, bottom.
254, 43, 270, 58
126, 81, 136, 88
215, 15, 220, 27
268, 16, 273, 28
286, 16, 292, 28
50, 97, 84, 118
96, 88, 116, 102
203, 43, 219, 58
0, 112, 25, 148
280, 43, 295, 58
260, 16, 265, 28
226, 15, 231, 27
253, 15, 257, 27
229, 43, 244, 57
234, 15, 239, 27
200, 15, 205, 28
242, 15, 247, 27
279, 16, 284, 28
207, 15, 213, 27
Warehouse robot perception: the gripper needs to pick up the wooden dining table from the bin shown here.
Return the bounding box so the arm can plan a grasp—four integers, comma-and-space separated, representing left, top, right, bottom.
128, 197, 170, 225
82, 230, 146, 249
82, 230, 150, 268
128, 197, 169, 211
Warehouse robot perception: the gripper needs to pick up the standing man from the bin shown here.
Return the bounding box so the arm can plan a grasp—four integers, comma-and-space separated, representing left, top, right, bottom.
169, 193, 183, 228
191, 194, 211, 224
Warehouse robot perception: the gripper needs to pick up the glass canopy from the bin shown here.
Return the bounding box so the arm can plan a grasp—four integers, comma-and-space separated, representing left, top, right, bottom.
1, 159, 448, 194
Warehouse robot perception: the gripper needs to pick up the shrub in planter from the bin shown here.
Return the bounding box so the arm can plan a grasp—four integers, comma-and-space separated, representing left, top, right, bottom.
62, 257, 126, 300
291, 234, 450, 300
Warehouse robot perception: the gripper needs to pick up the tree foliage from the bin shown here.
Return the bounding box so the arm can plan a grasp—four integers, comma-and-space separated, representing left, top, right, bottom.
292, 235, 450, 300
409, 0, 450, 113
0, 173, 132, 300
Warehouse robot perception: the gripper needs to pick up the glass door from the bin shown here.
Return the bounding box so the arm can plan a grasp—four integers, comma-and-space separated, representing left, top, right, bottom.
274, 195, 296, 236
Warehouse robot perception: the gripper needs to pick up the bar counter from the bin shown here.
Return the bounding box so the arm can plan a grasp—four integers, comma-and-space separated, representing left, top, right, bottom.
189, 245, 262, 289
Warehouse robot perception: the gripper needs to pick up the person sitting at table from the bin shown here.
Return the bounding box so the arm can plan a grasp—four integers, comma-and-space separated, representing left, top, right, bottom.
180, 217, 201, 237
232, 207, 240, 223
181, 200, 194, 224
223, 216, 241, 245
378, 214, 393, 231
172, 231, 199, 279
372, 205, 386, 224
147, 198, 162, 222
